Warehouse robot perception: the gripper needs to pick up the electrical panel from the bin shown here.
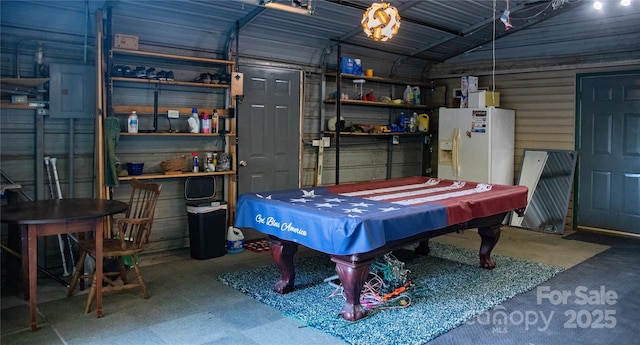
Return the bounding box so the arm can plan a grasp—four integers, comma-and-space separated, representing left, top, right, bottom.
49, 63, 96, 118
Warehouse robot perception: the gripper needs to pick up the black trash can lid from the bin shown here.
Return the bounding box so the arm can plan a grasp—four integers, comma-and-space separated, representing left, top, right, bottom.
185, 176, 216, 201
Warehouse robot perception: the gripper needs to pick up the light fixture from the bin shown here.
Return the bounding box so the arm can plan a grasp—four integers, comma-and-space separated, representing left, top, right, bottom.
593, 1, 603, 10
361, 2, 401, 42
621, 0, 631, 6
261, 0, 314, 15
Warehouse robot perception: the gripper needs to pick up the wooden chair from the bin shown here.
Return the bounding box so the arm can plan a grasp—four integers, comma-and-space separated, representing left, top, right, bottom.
68, 179, 162, 313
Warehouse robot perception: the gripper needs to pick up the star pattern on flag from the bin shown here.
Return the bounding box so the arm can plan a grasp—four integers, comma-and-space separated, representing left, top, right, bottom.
301, 189, 319, 198
259, 184, 450, 220
325, 197, 346, 203
350, 202, 373, 208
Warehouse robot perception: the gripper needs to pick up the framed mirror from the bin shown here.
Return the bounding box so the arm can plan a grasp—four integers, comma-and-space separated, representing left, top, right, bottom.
510, 149, 577, 234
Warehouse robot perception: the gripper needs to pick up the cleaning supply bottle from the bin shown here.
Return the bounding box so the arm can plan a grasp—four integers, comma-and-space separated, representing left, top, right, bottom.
403, 85, 412, 104
226, 226, 245, 254
188, 107, 200, 133
212, 109, 219, 133
409, 112, 418, 132
412, 86, 421, 105
127, 111, 138, 133
192, 152, 199, 172
200, 113, 211, 134
398, 111, 407, 132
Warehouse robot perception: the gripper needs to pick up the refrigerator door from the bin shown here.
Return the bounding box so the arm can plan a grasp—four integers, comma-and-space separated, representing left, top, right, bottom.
437, 108, 460, 180
438, 107, 515, 184
458, 109, 490, 183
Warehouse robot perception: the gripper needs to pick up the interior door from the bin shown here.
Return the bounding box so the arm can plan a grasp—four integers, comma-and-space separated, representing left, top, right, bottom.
577, 71, 640, 233
237, 66, 301, 196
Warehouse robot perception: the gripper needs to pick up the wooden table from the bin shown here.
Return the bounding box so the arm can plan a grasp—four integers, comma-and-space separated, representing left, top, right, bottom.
1, 198, 128, 331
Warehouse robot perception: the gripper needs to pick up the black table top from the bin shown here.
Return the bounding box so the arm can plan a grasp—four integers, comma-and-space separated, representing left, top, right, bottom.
1, 198, 128, 225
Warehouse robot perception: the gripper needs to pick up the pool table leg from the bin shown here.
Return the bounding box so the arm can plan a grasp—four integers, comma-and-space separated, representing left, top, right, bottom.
478, 224, 501, 269
332, 258, 372, 321
414, 239, 430, 255
269, 239, 298, 294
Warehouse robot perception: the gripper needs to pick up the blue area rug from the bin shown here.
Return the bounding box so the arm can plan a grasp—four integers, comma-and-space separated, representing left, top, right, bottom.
217, 242, 563, 345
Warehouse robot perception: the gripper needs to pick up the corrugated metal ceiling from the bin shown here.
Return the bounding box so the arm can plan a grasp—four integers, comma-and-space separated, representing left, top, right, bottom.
2, 0, 639, 76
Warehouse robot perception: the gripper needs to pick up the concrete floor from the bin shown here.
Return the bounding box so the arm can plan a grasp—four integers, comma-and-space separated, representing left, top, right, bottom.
0, 227, 610, 344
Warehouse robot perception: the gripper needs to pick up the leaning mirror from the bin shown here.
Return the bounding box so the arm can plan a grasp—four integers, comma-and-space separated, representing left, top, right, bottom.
510, 149, 577, 234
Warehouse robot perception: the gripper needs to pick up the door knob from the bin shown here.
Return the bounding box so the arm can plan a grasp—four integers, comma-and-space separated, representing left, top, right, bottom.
239, 160, 247, 167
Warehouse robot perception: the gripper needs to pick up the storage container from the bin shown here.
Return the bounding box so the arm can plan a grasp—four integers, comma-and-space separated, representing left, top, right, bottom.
126, 162, 144, 176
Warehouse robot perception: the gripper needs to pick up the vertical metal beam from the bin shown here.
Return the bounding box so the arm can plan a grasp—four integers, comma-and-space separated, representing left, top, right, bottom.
335, 44, 341, 185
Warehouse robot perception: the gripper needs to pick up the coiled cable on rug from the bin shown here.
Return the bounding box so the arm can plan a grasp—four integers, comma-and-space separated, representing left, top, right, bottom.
328, 252, 419, 311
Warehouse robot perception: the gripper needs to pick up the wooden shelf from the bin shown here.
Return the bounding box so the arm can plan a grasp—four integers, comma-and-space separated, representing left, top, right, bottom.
118, 170, 235, 181
0, 78, 50, 88
324, 131, 425, 137
323, 98, 432, 110
112, 106, 231, 116
324, 72, 434, 88
112, 77, 229, 88
0, 100, 47, 109
111, 48, 235, 67
119, 131, 234, 137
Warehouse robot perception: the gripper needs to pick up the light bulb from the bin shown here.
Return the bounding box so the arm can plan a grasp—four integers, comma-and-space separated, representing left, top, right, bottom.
593, 0, 603, 9
621, 0, 631, 6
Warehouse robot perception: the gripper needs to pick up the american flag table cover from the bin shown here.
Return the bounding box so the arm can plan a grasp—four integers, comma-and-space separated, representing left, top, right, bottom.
235, 176, 528, 256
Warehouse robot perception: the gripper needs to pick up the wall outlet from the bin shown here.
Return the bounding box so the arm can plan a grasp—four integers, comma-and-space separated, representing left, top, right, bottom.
392, 135, 399, 145
167, 110, 180, 118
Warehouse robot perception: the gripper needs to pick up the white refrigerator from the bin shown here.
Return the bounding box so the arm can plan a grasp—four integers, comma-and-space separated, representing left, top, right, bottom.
437, 107, 515, 185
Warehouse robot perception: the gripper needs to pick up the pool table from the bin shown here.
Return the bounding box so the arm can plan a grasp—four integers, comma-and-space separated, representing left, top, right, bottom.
235, 176, 528, 321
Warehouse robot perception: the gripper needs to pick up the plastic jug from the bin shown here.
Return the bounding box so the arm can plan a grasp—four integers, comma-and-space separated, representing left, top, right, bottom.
418, 113, 430, 132
411, 86, 421, 105
188, 107, 200, 133
227, 226, 245, 254
403, 85, 412, 104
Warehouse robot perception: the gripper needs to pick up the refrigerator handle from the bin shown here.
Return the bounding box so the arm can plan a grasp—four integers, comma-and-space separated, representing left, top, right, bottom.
452, 128, 461, 179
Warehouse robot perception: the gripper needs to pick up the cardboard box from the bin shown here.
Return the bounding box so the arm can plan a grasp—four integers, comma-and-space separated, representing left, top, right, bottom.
460, 76, 478, 108
114, 34, 138, 50
469, 91, 500, 108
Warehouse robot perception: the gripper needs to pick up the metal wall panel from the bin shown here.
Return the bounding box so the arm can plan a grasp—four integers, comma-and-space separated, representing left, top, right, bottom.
427, 61, 640, 231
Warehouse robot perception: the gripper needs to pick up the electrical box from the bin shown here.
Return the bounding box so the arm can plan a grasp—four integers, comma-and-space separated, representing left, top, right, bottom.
48, 63, 96, 118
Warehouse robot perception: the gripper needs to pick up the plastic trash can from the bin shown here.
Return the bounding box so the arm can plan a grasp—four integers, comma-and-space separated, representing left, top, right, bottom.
184, 176, 226, 259
186, 201, 227, 259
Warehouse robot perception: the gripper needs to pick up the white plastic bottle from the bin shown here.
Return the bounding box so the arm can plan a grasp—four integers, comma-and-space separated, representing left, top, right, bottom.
188, 107, 200, 133
127, 111, 138, 133
403, 85, 412, 104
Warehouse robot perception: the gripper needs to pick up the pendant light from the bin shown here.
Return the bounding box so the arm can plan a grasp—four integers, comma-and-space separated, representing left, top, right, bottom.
361, 2, 401, 42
